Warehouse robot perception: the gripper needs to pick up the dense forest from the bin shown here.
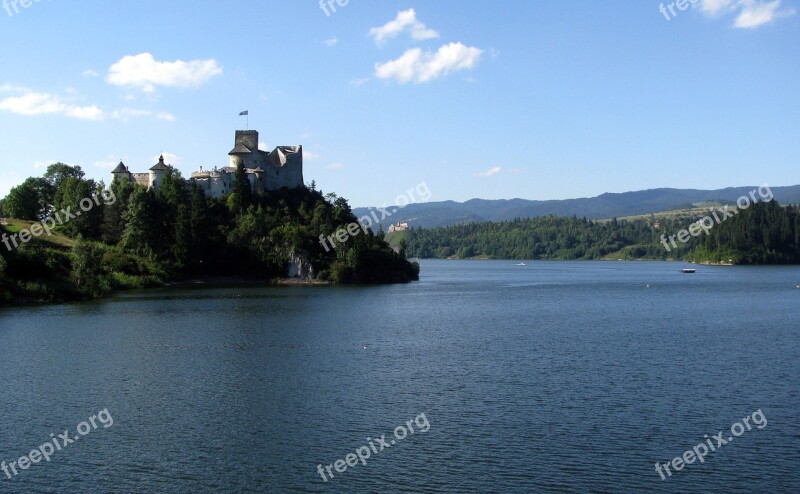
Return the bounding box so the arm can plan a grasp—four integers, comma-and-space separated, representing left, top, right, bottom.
693, 201, 800, 264
395, 202, 800, 264
0, 163, 419, 304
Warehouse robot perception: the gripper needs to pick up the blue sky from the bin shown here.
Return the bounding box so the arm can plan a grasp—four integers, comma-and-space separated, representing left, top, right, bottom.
0, 0, 797, 207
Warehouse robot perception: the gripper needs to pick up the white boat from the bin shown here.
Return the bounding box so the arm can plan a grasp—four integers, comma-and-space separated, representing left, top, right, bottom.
681, 268, 696, 273
516, 262, 526, 266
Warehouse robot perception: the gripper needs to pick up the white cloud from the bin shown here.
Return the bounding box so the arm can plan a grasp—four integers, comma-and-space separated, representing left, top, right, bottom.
258, 142, 269, 151
350, 77, 370, 87
325, 162, 345, 170
82, 69, 99, 78
697, 0, 795, 27
0, 86, 103, 120
735, 0, 794, 27
108, 109, 175, 122
375, 42, 484, 84
475, 166, 501, 177
93, 156, 127, 170
110, 108, 152, 122
106, 53, 223, 92
698, 0, 738, 15
369, 9, 439, 45
303, 150, 321, 160
324, 37, 338, 47
152, 152, 180, 166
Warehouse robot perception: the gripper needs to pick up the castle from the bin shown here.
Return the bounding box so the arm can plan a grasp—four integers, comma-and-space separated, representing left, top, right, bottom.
111, 130, 304, 198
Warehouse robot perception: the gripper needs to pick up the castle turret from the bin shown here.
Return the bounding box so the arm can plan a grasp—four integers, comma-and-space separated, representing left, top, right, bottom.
149, 154, 169, 189
111, 161, 130, 182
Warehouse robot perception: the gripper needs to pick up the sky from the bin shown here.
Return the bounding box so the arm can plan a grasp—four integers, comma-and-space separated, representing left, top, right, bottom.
0, 0, 798, 208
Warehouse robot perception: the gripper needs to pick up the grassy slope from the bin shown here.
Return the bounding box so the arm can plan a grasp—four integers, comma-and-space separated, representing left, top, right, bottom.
2, 218, 77, 248
0, 218, 164, 306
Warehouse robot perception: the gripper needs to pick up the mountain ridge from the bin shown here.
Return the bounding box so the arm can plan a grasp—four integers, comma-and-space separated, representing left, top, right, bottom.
354, 185, 800, 230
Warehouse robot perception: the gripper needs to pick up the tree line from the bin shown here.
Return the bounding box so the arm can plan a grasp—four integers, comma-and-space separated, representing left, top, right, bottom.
399, 202, 800, 264
0, 162, 419, 303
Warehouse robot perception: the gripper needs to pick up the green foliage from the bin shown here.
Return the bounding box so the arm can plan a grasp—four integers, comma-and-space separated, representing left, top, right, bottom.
402, 215, 696, 260
102, 179, 134, 244
231, 160, 253, 215
44, 163, 85, 193
402, 203, 800, 265
1, 165, 420, 305
71, 236, 108, 297
4, 178, 45, 220
53, 176, 103, 238
692, 202, 800, 264
121, 187, 157, 257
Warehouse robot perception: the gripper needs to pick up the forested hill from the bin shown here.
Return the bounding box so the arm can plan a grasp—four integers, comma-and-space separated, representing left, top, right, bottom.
355, 185, 800, 231
392, 201, 800, 264
0, 163, 419, 305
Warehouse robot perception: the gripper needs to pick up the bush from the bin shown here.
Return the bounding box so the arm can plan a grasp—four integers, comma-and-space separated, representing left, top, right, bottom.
102, 251, 141, 275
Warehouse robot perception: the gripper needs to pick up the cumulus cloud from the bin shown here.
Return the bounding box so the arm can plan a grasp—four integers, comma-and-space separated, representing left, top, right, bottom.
324, 37, 338, 47
375, 42, 483, 84
106, 53, 222, 92
697, 0, 795, 27
0, 86, 103, 120
152, 152, 180, 166
734, 0, 794, 27
475, 166, 501, 177
369, 9, 439, 45
110, 108, 152, 122
0, 85, 177, 122
698, 0, 738, 14
82, 69, 99, 78
92, 156, 128, 169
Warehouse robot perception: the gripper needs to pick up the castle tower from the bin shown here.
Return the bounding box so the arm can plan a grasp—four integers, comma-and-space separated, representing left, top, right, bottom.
229, 130, 258, 169
111, 161, 130, 183
235, 130, 258, 151
149, 154, 169, 189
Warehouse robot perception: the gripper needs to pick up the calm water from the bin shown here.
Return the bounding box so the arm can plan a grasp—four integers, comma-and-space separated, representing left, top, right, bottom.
1, 260, 799, 493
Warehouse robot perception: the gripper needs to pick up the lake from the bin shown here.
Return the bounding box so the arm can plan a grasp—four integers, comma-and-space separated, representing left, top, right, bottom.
1, 260, 799, 493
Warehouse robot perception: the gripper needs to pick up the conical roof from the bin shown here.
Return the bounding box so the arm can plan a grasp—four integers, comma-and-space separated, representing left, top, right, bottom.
150, 155, 169, 171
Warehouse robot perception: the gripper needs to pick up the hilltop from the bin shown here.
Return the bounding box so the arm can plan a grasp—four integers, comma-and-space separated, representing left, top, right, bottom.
356, 185, 800, 231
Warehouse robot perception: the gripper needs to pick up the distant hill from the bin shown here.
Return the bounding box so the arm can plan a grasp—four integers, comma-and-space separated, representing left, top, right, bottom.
354, 185, 800, 231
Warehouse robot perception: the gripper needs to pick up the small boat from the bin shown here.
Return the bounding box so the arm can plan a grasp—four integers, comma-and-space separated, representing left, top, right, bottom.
681, 268, 696, 274
516, 262, 526, 266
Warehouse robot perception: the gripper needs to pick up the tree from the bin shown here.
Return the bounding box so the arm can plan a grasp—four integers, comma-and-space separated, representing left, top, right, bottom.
231, 160, 253, 215
53, 177, 102, 238
45, 163, 85, 190
72, 236, 105, 297
121, 187, 157, 257
44, 163, 84, 213
101, 179, 134, 245
3, 178, 44, 220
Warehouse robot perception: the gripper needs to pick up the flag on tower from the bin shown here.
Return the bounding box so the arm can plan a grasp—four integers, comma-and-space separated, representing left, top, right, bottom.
239, 110, 248, 116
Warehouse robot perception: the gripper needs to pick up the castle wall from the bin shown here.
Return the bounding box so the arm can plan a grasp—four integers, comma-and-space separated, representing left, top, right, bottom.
116, 130, 304, 200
